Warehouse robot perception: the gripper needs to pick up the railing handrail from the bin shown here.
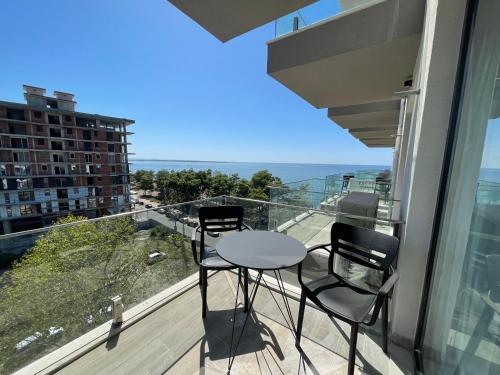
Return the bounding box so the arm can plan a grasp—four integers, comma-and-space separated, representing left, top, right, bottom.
223, 195, 404, 225
0, 196, 225, 240
0, 194, 404, 240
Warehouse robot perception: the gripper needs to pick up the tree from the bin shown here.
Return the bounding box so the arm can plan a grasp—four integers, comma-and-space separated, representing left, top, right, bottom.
208, 172, 239, 197
0, 213, 200, 373
249, 170, 285, 201
0, 216, 147, 373
232, 179, 251, 198
139, 171, 155, 195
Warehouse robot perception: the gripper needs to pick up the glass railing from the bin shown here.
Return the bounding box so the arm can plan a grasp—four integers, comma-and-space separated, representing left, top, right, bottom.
225, 196, 402, 289
275, 0, 379, 38
0, 195, 402, 373
269, 174, 394, 219
476, 180, 500, 204
0, 197, 223, 374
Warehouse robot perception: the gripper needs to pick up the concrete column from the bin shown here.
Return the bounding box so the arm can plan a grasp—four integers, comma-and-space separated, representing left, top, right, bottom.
390, 0, 468, 348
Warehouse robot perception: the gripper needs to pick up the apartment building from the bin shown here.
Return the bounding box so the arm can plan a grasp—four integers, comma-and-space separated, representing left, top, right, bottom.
0, 85, 134, 234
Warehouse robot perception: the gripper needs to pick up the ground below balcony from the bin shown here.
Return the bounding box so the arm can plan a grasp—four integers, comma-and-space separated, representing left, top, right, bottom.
56, 272, 411, 375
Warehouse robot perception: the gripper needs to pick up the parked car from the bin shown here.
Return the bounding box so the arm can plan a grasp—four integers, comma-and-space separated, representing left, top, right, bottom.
15, 332, 42, 351
137, 201, 144, 205
207, 231, 219, 237
48, 326, 64, 336
157, 208, 166, 214
145, 204, 153, 209
147, 251, 166, 264
179, 216, 189, 224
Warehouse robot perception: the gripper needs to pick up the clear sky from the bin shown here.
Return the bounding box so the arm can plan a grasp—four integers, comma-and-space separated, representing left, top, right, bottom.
0, 0, 393, 165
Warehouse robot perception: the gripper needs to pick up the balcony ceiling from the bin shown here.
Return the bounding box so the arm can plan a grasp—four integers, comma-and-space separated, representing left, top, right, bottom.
168, 0, 318, 42
267, 0, 425, 108
328, 99, 400, 147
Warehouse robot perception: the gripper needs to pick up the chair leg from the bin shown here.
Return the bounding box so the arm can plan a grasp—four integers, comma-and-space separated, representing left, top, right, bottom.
243, 268, 249, 313
295, 290, 307, 348
348, 323, 359, 375
201, 267, 208, 319
382, 296, 389, 353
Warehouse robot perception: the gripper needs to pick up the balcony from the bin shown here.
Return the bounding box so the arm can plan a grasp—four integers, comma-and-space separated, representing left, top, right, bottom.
267, 0, 425, 109
168, 0, 318, 42
1, 196, 407, 375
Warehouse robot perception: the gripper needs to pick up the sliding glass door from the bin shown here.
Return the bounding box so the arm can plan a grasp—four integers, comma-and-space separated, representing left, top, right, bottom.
421, 0, 500, 373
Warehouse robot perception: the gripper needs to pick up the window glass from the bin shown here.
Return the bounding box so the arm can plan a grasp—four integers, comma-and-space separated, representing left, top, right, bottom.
422, 1, 500, 374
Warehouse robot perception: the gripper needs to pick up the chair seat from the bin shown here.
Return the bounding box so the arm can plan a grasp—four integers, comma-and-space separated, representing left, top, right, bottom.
304, 274, 377, 323
201, 246, 235, 269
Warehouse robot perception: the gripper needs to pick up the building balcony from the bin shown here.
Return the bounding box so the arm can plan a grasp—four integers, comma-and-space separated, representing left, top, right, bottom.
0, 196, 410, 375
267, 0, 425, 109
168, 0, 318, 42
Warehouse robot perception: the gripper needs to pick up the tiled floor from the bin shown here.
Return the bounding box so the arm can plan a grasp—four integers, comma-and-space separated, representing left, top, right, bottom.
57, 272, 411, 375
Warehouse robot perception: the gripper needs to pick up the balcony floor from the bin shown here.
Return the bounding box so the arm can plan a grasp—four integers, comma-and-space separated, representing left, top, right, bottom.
56, 272, 409, 375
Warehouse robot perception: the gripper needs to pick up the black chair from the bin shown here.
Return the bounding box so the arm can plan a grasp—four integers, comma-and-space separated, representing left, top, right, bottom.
295, 222, 399, 375
191, 205, 251, 319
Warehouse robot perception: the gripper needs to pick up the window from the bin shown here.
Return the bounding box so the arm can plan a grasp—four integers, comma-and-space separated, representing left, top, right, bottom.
52, 154, 64, 163
75, 200, 81, 210
70, 164, 77, 172
44, 189, 50, 197
96, 154, 100, 160
0, 165, 6, 176
41, 165, 48, 171
6, 206, 12, 217
66, 127, 73, 134
111, 166, 116, 173
65, 115, 72, 122
107, 132, 113, 141
45, 201, 53, 213
47, 114, 60, 124
18, 191, 34, 202
57, 189, 68, 199
108, 143, 114, 152
67, 140, 75, 147
94, 130, 98, 137
34, 111, 42, 119
16, 178, 30, 189
46, 99, 58, 109
420, 2, 500, 374
37, 138, 45, 146
36, 125, 44, 132
94, 142, 99, 148
70, 153, 75, 159
58, 202, 69, 211
14, 165, 30, 176
13, 151, 29, 162
19, 204, 34, 215
73, 187, 79, 194
85, 154, 92, 163
4, 193, 10, 204
11, 138, 28, 149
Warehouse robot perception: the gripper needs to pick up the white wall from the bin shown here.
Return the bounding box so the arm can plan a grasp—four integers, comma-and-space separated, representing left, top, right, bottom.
391, 0, 468, 348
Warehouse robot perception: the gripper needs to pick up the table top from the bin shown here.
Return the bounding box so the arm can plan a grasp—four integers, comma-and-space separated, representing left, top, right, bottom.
216, 230, 307, 270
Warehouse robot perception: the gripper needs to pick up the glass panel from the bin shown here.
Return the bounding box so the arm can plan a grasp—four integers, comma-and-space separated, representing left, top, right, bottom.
0, 195, 401, 372
422, 0, 500, 373
275, 0, 378, 37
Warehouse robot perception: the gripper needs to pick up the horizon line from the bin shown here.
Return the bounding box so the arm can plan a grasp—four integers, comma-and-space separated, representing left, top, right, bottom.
129, 158, 391, 167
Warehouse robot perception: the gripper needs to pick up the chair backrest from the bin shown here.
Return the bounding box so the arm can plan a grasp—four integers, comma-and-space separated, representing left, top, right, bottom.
329, 222, 399, 274
198, 205, 244, 233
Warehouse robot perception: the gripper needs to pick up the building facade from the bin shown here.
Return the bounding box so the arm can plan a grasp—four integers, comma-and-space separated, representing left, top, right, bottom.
0, 85, 134, 234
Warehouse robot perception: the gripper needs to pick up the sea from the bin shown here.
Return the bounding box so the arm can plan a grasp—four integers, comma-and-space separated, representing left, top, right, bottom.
130, 160, 500, 185
129, 160, 391, 183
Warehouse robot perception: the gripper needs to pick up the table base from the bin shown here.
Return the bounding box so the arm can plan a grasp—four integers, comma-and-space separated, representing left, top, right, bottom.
227, 269, 298, 374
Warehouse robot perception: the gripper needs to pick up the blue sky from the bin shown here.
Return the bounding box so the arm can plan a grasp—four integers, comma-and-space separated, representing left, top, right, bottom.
0, 0, 392, 165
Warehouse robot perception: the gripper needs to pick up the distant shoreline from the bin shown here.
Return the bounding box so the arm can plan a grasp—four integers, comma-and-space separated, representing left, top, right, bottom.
129, 159, 391, 167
